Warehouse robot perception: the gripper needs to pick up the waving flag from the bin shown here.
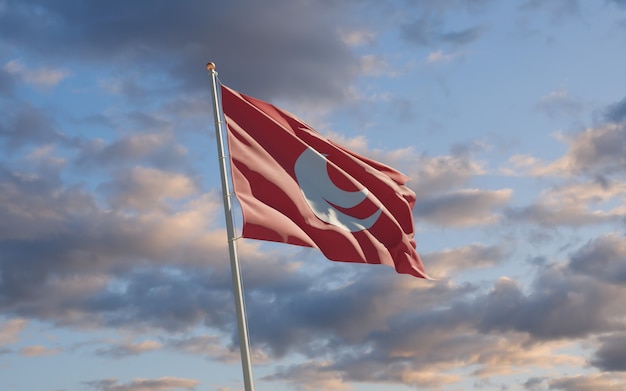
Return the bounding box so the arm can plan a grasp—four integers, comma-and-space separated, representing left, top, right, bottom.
221, 85, 428, 279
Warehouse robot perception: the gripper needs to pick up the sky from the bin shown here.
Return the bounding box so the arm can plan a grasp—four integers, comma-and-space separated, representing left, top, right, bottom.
1, 0, 626, 390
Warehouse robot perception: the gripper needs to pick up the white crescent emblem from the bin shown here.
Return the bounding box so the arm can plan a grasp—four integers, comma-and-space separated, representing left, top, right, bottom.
294, 147, 382, 232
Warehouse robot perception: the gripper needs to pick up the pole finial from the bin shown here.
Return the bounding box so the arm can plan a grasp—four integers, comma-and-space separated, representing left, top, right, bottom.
206, 62, 216, 71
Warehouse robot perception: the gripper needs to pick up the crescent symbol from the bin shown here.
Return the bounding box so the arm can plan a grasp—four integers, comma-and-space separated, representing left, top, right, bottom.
294, 147, 382, 232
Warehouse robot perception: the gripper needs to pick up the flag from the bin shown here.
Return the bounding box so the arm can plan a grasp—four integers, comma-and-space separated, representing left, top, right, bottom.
221, 85, 428, 279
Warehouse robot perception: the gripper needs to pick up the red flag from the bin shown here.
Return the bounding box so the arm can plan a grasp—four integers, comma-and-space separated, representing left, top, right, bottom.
221, 85, 428, 279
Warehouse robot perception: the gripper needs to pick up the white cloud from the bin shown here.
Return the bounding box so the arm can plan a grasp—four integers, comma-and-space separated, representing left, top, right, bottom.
359, 55, 389, 76
340, 29, 376, 46
426, 50, 466, 64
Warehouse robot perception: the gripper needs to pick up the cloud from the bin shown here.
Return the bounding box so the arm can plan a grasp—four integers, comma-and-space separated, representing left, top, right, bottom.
534, 89, 583, 119
243, 270, 470, 359
264, 362, 351, 391
569, 233, 626, 284
504, 180, 626, 227
591, 333, 626, 371
253, 229, 626, 388
508, 94, 626, 178
3, 59, 69, 88
85, 377, 198, 391
401, 12, 485, 48
546, 124, 626, 176
20, 345, 61, 356
0, 102, 65, 151
340, 29, 376, 46
0, 1, 361, 105
426, 243, 509, 277
359, 55, 391, 76
95, 340, 162, 358
100, 166, 197, 211
76, 132, 188, 171
426, 49, 467, 64
0, 159, 235, 330
409, 154, 485, 197
474, 271, 619, 340
414, 188, 512, 227
0, 318, 27, 345
440, 25, 485, 45
311, 318, 581, 388
604, 96, 626, 123
548, 373, 626, 391
164, 335, 264, 363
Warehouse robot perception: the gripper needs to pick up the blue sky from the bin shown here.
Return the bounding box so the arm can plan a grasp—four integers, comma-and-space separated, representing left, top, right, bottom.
1, 1, 626, 390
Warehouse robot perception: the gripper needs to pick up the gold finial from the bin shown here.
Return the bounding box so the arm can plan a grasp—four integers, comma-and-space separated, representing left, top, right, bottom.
206, 62, 216, 71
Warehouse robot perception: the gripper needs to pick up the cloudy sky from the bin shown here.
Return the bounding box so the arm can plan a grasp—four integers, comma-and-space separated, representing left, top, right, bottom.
1, 1, 626, 390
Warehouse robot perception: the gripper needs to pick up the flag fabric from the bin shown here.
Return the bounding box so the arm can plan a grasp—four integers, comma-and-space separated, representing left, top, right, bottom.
221, 85, 429, 279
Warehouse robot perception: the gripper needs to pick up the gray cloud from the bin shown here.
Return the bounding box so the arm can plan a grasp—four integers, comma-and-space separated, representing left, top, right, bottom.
531, 95, 626, 177
474, 272, 616, 339
0, 102, 65, 151
85, 269, 234, 332
414, 188, 511, 227
440, 25, 486, 45
242, 269, 474, 359
565, 124, 626, 176
548, 373, 626, 391
504, 202, 616, 227
85, 377, 198, 391
99, 166, 197, 212
534, 89, 584, 119
592, 333, 626, 371
523, 377, 547, 390
503, 177, 626, 229
240, 234, 622, 385
75, 132, 188, 171
604, 96, 626, 124
261, 232, 626, 386
401, 17, 485, 47
94, 340, 161, 358
426, 243, 509, 277
569, 234, 626, 284
409, 154, 484, 198
0, 0, 360, 105
509, 96, 626, 178
399, 0, 491, 47
0, 158, 237, 329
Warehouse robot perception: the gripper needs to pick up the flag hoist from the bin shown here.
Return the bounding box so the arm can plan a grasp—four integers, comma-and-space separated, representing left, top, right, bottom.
207, 61, 429, 391
207, 62, 256, 391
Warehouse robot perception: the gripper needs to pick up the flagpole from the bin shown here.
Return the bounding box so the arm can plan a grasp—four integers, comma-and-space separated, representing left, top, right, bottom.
206, 62, 256, 391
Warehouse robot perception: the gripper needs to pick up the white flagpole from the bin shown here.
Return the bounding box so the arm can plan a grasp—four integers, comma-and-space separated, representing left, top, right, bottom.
206, 62, 256, 391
